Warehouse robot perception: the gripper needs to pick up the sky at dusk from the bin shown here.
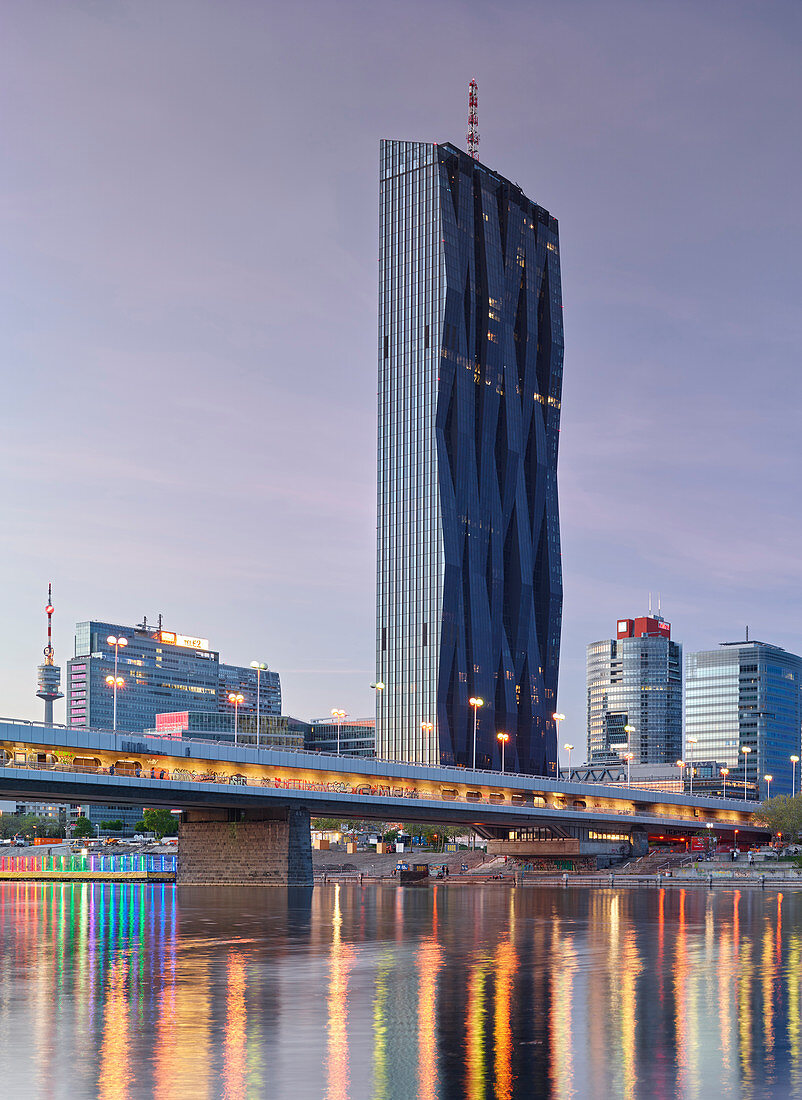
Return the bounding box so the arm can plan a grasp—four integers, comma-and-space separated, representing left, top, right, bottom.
3, 1, 802, 762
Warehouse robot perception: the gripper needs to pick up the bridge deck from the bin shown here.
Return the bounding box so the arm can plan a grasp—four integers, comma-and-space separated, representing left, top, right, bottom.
0, 720, 765, 839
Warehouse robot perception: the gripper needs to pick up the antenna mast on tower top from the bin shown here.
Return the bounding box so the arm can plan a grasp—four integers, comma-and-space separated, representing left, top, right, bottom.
36, 582, 63, 725
467, 80, 479, 158
44, 583, 55, 665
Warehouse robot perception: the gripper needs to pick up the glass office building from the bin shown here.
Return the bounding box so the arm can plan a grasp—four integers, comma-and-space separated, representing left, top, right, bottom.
153, 711, 306, 752
66, 621, 281, 733
587, 614, 682, 765
376, 140, 563, 774
685, 640, 802, 798
307, 719, 376, 758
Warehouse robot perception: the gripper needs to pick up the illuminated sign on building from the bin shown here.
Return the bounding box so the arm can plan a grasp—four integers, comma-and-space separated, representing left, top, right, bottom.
158, 631, 210, 651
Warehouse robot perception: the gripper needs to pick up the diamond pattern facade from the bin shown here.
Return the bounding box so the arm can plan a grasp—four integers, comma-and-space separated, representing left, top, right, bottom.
376, 140, 563, 775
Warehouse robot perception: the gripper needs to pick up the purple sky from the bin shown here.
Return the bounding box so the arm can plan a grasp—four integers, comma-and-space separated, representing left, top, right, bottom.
3, 1, 802, 761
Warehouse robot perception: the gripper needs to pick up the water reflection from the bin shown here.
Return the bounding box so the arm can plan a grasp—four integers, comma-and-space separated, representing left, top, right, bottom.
1, 883, 802, 1097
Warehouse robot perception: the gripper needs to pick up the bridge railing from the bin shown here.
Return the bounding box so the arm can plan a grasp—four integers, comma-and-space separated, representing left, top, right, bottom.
0, 715, 762, 803
0, 853, 177, 874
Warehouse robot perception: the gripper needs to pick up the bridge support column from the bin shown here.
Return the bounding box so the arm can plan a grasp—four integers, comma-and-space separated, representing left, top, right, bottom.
178, 807, 313, 886
629, 827, 649, 857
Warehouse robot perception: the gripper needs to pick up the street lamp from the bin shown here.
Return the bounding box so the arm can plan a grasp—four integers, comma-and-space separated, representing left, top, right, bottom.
370, 682, 385, 691
564, 743, 574, 777
228, 692, 244, 745
676, 760, 685, 792
331, 709, 347, 755
720, 767, 729, 799
106, 635, 127, 732
421, 721, 433, 747
741, 746, 752, 801
250, 662, 267, 749
687, 737, 698, 796
623, 752, 634, 788
765, 774, 773, 800
497, 732, 510, 774
792, 755, 799, 798
624, 724, 635, 753
469, 698, 484, 770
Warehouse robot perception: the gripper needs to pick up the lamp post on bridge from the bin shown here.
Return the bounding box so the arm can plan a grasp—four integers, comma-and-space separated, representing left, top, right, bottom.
469, 698, 484, 770
720, 767, 729, 799
765, 774, 773, 800
106, 635, 127, 732
676, 759, 685, 793
228, 692, 244, 746
687, 737, 698, 796
497, 731, 509, 774
792, 755, 799, 798
563, 743, 574, 779
331, 709, 347, 755
623, 752, 634, 788
741, 746, 752, 801
250, 662, 267, 748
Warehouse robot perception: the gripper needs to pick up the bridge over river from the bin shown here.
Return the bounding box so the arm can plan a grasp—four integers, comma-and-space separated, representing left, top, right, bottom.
0, 719, 768, 884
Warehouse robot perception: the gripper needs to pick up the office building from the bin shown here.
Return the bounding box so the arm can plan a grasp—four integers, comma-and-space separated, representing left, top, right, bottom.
66, 620, 281, 732
153, 711, 306, 752
686, 639, 802, 798
587, 613, 682, 765
307, 718, 376, 758
376, 140, 564, 774
66, 618, 281, 828
13, 802, 86, 826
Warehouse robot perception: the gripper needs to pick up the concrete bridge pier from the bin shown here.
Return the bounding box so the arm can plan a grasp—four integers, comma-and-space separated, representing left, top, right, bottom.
177, 807, 314, 886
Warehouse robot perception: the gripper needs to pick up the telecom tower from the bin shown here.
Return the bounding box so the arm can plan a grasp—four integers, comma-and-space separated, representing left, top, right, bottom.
36, 584, 63, 725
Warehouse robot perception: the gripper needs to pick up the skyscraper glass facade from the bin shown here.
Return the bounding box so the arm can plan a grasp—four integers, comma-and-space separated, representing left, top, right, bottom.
376, 140, 563, 774
587, 615, 682, 765
686, 641, 802, 798
66, 621, 281, 733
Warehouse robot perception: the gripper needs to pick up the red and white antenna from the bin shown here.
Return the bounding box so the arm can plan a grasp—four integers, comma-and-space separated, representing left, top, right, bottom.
44, 582, 55, 665
467, 80, 479, 158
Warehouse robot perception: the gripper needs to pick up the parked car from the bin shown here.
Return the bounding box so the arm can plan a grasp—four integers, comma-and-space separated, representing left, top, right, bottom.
13, 836, 26, 847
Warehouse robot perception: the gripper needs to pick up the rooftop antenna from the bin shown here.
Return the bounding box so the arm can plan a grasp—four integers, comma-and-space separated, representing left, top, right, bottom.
658, 593, 662, 615
648, 592, 652, 615
746, 625, 749, 642
36, 583, 63, 725
467, 80, 479, 158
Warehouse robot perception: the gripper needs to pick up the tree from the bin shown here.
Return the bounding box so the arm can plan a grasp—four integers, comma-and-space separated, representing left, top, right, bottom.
755, 794, 802, 840
135, 809, 178, 839
73, 816, 92, 838
100, 819, 124, 833
401, 823, 456, 849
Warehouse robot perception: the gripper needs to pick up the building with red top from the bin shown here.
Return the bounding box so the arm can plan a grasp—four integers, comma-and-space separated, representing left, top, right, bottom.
587, 610, 682, 766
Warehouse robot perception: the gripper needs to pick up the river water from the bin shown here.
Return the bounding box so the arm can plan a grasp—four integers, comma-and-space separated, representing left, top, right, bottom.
0, 881, 800, 1099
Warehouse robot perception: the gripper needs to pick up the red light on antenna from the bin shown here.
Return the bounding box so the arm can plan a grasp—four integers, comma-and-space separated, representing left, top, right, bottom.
46, 605, 54, 615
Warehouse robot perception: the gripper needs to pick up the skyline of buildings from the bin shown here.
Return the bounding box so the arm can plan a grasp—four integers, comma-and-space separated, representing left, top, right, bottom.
375, 139, 564, 776
586, 612, 682, 766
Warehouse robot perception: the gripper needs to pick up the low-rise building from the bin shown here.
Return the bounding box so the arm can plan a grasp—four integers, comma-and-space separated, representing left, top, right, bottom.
306, 719, 375, 758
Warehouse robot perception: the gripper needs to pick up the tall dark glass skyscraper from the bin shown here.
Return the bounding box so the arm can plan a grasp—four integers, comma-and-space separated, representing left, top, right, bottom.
376, 140, 563, 774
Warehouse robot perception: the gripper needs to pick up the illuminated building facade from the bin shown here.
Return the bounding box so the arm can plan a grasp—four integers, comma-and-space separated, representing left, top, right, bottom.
66, 620, 281, 733
686, 639, 802, 798
587, 614, 682, 765
376, 140, 564, 774
153, 710, 306, 751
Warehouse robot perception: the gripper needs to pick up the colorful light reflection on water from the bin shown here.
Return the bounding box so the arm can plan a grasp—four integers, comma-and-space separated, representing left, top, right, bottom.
0, 883, 801, 1098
